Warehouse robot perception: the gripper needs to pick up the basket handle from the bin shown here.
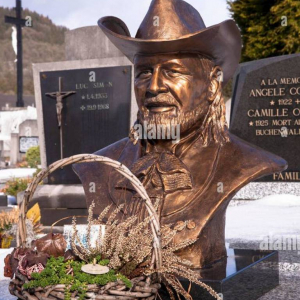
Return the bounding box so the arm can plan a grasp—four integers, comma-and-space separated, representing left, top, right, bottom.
18, 154, 162, 270
50, 216, 88, 232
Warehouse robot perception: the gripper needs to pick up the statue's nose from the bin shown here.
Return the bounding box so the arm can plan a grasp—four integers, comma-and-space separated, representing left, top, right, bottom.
147, 68, 168, 95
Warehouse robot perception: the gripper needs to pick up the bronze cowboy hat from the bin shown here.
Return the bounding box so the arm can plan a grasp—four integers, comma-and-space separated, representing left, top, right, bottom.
98, 0, 241, 85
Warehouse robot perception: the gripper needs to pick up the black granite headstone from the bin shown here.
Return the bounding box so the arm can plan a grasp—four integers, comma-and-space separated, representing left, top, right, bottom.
0, 195, 7, 206
40, 66, 132, 184
159, 249, 279, 300
230, 54, 300, 182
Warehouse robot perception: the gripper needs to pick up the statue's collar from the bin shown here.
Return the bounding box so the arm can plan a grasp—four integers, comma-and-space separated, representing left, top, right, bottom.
141, 127, 202, 158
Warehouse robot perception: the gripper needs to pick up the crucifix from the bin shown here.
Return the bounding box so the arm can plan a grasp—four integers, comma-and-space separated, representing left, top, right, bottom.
45, 77, 76, 159
5, 0, 31, 107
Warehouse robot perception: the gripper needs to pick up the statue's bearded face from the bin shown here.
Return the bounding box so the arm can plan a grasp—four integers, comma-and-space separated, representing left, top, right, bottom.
134, 53, 215, 137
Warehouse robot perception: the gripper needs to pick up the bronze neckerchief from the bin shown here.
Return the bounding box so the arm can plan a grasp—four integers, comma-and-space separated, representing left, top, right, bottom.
115, 130, 203, 220
129, 151, 193, 194
118, 128, 203, 194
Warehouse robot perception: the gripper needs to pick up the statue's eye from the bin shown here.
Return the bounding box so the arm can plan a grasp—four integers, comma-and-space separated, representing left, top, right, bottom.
166, 69, 181, 77
137, 70, 152, 78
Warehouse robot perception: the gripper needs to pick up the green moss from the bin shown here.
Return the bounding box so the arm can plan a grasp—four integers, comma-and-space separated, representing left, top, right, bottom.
23, 256, 132, 298
117, 274, 132, 288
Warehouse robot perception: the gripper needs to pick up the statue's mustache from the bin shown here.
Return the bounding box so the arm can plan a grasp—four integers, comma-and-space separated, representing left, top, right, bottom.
144, 94, 179, 108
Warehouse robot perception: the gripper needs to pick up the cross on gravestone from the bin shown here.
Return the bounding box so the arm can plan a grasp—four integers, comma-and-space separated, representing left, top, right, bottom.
38, 65, 132, 184
45, 77, 76, 159
5, 0, 32, 107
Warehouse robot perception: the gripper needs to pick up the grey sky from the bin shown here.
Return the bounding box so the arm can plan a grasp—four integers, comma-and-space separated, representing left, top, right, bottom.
2, 0, 231, 34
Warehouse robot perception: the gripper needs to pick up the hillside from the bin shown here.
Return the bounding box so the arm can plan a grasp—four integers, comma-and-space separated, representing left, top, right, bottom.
0, 7, 68, 95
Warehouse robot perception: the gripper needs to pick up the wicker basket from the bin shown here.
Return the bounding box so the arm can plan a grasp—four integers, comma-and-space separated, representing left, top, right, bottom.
10, 154, 162, 300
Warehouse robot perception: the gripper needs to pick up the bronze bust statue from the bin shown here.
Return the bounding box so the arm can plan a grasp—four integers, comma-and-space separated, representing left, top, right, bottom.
74, 0, 287, 268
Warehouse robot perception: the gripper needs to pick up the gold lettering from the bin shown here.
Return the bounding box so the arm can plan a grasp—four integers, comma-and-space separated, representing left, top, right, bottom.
280, 77, 300, 84
274, 172, 300, 181
274, 173, 284, 180
93, 82, 105, 88
249, 88, 286, 98
293, 108, 300, 116
76, 83, 88, 89
248, 109, 255, 117
290, 87, 300, 96
255, 129, 281, 136
272, 119, 291, 126
248, 109, 288, 118
249, 90, 256, 97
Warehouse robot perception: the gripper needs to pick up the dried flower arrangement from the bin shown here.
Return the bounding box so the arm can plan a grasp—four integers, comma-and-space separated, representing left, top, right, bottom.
0, 207, 19, 248
0, 204, 43, 248
0, 207, 19, 233
5, 154, 222, 300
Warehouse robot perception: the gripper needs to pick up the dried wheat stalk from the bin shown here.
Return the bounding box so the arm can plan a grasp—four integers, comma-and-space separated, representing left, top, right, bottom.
0, 207, 19, 231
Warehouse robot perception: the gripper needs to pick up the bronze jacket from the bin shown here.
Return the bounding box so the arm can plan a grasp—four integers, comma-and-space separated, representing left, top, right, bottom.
73, 132, 286, 268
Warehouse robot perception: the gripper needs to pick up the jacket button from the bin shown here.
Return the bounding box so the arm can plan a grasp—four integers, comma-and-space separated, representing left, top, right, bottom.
187, 220, 196, 229
174, 221, 186, 231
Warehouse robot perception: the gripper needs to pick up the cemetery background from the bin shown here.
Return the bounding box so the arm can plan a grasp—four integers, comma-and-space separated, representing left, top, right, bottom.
0, 0, 300, 299
0, 6, 67, 194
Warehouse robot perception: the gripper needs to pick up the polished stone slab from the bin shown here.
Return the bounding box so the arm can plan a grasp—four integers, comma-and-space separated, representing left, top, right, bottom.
160, 249, 279, 300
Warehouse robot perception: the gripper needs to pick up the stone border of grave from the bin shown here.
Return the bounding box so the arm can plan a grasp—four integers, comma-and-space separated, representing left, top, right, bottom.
233, 182, 300, 200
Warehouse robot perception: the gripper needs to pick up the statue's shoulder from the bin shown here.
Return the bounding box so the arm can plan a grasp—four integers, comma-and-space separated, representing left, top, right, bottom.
94, 137, 130, 159
223, 133, 287, 179
72, 137, 130, 178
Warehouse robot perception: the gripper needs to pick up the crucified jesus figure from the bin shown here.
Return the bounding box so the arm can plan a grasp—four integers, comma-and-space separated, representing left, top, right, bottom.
45, 77, 75, 158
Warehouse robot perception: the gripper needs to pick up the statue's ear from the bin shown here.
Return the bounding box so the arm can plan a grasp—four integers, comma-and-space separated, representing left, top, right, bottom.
208, 66, 223, 102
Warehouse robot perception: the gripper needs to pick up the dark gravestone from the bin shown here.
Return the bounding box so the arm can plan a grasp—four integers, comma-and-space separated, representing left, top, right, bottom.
160, 249, 279, 300
0, 194, 8, 206
230, 54, 300, 182
40, 66, 132, 184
